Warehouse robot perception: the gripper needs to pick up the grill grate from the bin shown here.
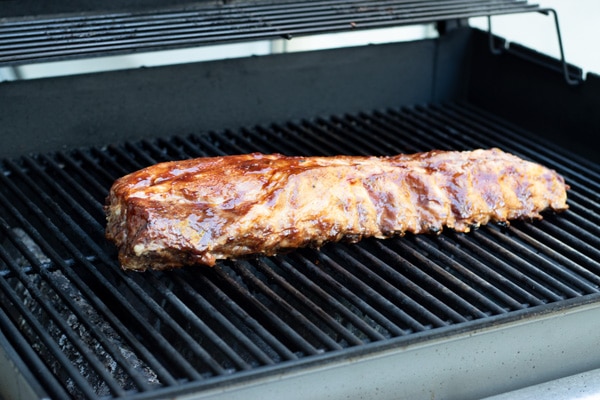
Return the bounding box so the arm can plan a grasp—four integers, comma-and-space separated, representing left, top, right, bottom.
0, 0, 540, 66
1, 102, 599, 398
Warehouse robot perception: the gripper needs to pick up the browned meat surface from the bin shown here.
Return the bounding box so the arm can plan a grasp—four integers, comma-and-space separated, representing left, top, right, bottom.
105, 148, 569, 271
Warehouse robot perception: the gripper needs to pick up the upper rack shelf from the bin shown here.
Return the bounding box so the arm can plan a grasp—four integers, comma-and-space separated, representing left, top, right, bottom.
0, 0, 541, 66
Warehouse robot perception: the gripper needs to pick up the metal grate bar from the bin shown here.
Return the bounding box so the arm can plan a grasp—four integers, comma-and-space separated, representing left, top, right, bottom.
541, 220, 600, 259
403, 237, 501, 317
36, 154, 106, 217
186, 133, 229, 157
139, 139, 182, 162
250, 258, 372, 345
234, 128, 276, 154
246, 123, 321, 155
52, 153, 110, 210
291, 250, 421, 334
270, 255, 399, 339
141, 273, 255, 371
0, 0, 540, 65
367, 110, 448, 152
279, 122, 343, 155
183, 269, 301, 362
124, 142, 161, 166
217, 129, 263, 155
423, 235, 524, 311
153, 137, 198, 161
167, 273, 279, 366
435, 233, 541, 308
253, 124, 324, 155
351, 241, 471, 324
211, 264, 315, 357
315, 116, 388, 155
93, 146, 149, 182
229, 259, 343, 352
565, 203, 600, 233
484, 228, 597, 294
18, 157, 105, 241
507, 226, 600, 286
512, 222, 600, 280
567, 187, 600, 212
470, 230, 575, 299
167, 136, 212, 159
329, 113, 414, 155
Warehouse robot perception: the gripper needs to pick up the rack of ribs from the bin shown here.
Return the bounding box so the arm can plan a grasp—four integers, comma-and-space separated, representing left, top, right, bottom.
105, 148, 569, 271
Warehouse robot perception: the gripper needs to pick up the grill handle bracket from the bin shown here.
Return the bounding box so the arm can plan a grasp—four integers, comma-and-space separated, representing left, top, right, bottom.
486, 8, 581, 86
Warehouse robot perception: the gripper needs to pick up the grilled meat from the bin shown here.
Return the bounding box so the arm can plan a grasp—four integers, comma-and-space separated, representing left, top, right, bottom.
105, 148, 569, 271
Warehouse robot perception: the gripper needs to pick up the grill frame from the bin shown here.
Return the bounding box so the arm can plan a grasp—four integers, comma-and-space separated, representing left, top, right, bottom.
2, 10, 600, 400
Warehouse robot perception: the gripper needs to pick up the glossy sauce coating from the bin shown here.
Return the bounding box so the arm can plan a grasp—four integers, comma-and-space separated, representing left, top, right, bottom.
105, 148, 569, 271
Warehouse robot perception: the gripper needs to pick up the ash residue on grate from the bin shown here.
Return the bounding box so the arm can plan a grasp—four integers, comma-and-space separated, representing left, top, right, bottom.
8, 269, 160, 398
1, 228, 47, 275
12, 227, 51, 266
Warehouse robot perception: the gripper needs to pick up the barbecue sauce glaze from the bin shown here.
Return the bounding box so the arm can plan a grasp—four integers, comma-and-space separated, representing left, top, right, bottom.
106, 148, 568, 271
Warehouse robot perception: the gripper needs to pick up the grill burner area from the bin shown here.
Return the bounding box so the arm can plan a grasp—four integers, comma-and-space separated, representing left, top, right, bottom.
1, 102, 599, 399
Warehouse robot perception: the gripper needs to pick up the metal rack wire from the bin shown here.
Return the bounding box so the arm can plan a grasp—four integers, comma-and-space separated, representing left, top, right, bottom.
0, 0, 540, 65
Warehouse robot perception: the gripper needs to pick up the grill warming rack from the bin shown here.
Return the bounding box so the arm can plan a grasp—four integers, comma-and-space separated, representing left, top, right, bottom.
1, 102, 599, 399
0, 0, 541, 66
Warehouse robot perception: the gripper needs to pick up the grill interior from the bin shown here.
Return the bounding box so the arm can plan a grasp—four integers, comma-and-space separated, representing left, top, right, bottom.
1, 101, 600, 399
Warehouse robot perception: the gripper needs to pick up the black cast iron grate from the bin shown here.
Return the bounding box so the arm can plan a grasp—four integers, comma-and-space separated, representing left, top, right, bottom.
1, 102, 600, 399
0, 0, 540, 66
